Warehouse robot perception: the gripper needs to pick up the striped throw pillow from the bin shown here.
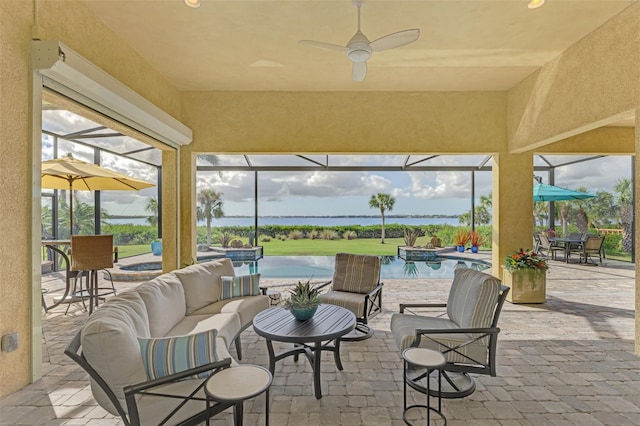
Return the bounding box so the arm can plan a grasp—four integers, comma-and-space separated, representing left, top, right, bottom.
219, 274, 261, 300
138, 329, 218, 380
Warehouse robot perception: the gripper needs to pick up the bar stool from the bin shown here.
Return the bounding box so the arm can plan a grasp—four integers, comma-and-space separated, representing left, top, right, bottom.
403, 347, 447, 425
205, 364, 272, 426
70, 235, 117, 314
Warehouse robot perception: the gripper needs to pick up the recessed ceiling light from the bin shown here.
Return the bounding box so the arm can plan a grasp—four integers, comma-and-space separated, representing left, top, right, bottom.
528, 0, 545, 9
184, 0, 201, 8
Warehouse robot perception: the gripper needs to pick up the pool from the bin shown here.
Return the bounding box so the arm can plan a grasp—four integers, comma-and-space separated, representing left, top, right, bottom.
230, 255, 490, 279
114, 255, 490, 281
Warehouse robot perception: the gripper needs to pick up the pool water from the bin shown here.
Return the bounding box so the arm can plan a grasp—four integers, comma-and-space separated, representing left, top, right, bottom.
231, 255, 490, 279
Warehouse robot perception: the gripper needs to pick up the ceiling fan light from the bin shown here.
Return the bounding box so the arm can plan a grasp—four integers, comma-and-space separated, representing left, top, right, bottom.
528, 0, 545, 9
349, 49, 371, 63
184, 0, 201, 8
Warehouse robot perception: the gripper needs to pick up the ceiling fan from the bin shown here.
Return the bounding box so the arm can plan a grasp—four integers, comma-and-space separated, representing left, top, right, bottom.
299, 0, 420, 82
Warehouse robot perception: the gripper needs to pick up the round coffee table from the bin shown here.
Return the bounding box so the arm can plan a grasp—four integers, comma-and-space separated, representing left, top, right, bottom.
253, 304, 356, 399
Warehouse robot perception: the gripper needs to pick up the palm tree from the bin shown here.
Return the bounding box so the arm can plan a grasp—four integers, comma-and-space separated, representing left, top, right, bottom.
533, 201, 548, 227
369, 193, 395, 244
197, 189, 224, 246
614, 178, 633, 252
145, 197, 159, 227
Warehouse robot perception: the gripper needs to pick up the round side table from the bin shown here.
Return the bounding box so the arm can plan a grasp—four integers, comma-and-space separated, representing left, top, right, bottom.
205, 364, 272, 426
402, 348, 447, 425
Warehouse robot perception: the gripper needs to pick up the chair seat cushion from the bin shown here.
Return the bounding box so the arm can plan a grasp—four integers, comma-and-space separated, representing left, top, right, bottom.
165, 313, 241, 349
190, 295, 269, 329
319, 291, 365, 317
390, 313, 488, 365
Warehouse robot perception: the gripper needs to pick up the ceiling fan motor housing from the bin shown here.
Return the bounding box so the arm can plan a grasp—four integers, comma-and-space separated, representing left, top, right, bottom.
347, 31, 372, 62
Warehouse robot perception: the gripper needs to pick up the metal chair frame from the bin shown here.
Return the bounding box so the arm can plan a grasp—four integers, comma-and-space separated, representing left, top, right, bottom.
65, 331, 235, 426
398, 284, 510, 398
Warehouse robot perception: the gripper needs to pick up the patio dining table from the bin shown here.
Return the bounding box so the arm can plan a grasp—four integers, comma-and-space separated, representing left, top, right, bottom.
549, 237, 584, 263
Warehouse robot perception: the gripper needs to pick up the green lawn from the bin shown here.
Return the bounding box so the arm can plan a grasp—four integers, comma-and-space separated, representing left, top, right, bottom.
117, 244, 152, 258
256, 237, 437, 256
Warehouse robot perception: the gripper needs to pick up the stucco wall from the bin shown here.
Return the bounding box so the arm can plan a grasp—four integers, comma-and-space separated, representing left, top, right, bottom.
181, 91, 507, 153
507, 2, 640, 151
0, 0, 35, 398
0, 0, 184, 398
33, 0, 182, 120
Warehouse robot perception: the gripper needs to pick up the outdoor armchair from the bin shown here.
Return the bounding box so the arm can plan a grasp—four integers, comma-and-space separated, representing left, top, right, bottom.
390, 268, 509, 398
65, 331, 235, 426
316, 253, 383, 341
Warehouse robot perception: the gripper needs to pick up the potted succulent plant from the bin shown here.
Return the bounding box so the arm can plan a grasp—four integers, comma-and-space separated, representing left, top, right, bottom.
503, 248, 548, 304
284, 280, 321, 321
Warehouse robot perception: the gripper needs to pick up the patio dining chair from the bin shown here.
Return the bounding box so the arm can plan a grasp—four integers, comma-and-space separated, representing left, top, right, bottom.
569, 235, 605, 264
390, 268, 509, 398
538, 233, 564, 261
315, 253, 383, 341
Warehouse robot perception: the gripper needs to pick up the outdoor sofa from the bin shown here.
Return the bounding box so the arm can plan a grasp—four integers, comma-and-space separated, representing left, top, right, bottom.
66, 257, 269, 425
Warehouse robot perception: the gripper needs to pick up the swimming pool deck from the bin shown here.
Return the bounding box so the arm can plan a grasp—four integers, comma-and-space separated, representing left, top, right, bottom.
5, 253, 638, 425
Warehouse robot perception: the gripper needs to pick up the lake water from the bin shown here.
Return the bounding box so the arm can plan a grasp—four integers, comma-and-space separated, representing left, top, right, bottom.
107, 216, 459, 227
226, 255, 490, 279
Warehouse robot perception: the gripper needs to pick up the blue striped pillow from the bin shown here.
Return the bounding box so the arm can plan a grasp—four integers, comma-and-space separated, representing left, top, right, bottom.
138, 329, 218, 380
219, 274, 261, 300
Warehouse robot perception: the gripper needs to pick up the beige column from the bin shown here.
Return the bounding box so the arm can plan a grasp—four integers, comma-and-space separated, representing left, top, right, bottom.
633, 106, 640, 355
161, 149, 179, 272
492, 152, 534, 279
179, 149, 197, 267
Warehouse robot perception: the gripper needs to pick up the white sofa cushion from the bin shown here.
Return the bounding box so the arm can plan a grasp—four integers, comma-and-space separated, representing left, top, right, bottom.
192, 295, 269, 329
137, 273, 186, 337
165, 313, 241, 348
81, 291, 151, 416
175, 259, 235, 315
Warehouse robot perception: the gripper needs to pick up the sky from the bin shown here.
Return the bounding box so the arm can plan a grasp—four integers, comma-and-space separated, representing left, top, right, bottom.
42, 109, 632, 218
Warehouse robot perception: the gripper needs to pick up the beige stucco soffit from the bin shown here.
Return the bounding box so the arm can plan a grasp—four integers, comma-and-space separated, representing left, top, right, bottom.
31, 40, 192, 148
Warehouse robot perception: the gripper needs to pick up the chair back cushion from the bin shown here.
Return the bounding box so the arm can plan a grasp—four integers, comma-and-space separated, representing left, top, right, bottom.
447, 268, 501, 329
175, 258, 235, 315
81, 291, 151, 415
137, 273, 186, 337
332, 253, 381, 294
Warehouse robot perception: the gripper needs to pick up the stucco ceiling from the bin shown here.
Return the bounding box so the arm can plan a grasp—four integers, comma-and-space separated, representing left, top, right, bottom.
78, 0, 634, 92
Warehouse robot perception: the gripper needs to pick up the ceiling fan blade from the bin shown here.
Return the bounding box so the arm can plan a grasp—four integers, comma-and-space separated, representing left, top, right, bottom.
299, 40, 347, 52
369, 29, 420, 52
352, 61, 367, 82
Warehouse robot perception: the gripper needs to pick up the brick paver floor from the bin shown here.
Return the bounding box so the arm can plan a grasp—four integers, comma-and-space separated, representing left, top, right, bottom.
1, 254, 638, 425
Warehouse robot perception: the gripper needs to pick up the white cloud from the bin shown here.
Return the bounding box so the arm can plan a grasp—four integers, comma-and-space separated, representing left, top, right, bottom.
409, 172, 471, 199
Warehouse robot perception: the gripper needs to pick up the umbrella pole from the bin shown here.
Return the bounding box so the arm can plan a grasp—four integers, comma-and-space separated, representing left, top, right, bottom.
69, 181, 73, 236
